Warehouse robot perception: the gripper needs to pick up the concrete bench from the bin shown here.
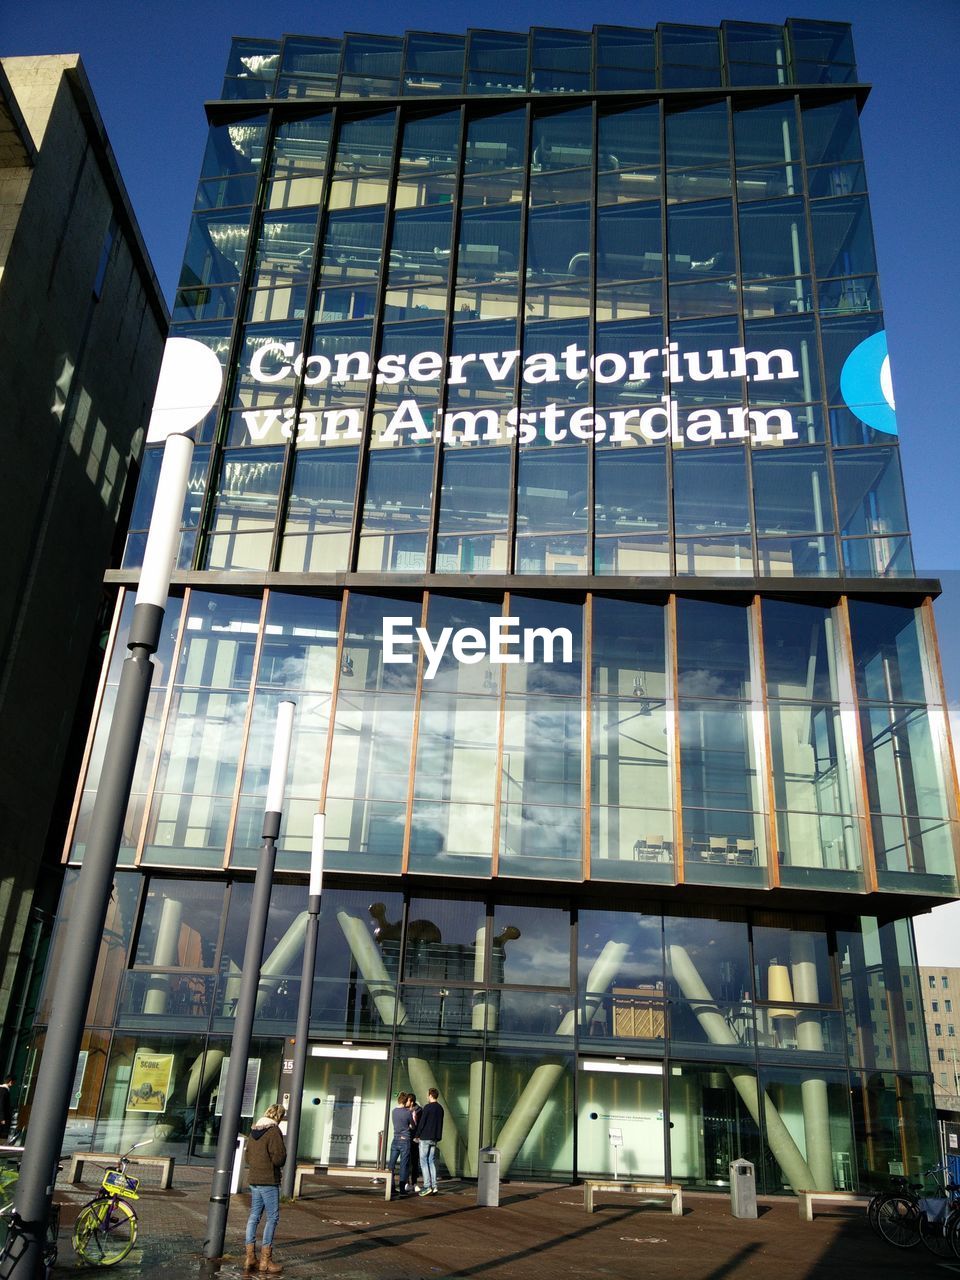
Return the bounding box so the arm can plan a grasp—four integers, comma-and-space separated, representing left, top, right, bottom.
292, 1164, 389, 1201
797, 1190, 869, 1221
67, 1152, 175, 1190
584, 1180, 682, 1215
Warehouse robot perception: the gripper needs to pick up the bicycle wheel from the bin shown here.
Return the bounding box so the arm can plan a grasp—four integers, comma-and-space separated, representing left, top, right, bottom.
948, 1209, 960, 1259
867, 1191, 883, 1234
42, 1202, 60, 1278
876, 1195, 921, 1248
73, 1197, 137, 1266
920, 1210, 954, 1258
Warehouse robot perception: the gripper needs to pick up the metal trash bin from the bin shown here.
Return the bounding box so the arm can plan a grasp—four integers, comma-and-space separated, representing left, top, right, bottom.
729, 1158, 757, 1219
477, 1147, 501, 1207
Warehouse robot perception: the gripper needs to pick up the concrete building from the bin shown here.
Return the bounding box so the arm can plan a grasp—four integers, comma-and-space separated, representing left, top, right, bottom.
0, 56, 167, 1068
920, 966, 960, 1113
28, 20, 960, 1194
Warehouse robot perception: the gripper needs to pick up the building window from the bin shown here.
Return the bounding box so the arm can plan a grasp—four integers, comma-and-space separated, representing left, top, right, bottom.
932, 1001, 939, 1012
905, 1000, 913, 1011
950, 1026, 956, 1037
938, 1049, 946, 1062
935, 1023, 942, 1036
945, 977, 950, 989
93, 214, 119, 299
947, 1000, 953, 1013
930, 976, 937, 988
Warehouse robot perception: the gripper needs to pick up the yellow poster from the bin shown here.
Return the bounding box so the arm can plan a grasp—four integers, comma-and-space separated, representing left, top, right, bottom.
125, 1051, 174, 1112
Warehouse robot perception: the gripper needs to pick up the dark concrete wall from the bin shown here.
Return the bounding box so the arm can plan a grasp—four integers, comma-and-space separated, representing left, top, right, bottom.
0, 56, 167, 1048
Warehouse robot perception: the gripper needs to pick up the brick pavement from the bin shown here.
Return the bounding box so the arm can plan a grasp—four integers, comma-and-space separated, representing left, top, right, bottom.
48, 1167, 938, 1279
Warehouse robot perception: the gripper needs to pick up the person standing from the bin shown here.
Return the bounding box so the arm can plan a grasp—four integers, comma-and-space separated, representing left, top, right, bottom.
0, 1076, 13, 1141
244, 1103, 287, 1274
413, 1087, 444, 1196
387, 1091, 414, 1195
406, 1093, 422, 1191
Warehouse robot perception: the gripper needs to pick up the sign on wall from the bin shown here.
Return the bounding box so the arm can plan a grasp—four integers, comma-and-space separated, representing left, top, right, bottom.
125, 1051, 174, 1112
214, 1057, 262, 1119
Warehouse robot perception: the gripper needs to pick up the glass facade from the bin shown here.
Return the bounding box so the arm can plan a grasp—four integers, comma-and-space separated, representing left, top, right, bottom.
34, 876, 939, 1190
29, 19, 959, 1195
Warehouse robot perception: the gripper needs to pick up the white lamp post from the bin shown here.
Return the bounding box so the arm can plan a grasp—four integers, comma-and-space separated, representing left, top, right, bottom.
280, 813, 324, 1198
10, 432, 194, 1279
204, 700, 295, 1258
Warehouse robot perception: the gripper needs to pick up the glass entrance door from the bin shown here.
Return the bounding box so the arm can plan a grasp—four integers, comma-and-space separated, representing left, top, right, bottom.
298, 1048, 391, 1167
577, 1059, 665, 1179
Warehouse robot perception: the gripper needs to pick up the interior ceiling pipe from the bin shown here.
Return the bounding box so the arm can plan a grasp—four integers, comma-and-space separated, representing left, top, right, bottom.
668, 944, 817, 1194
494, 942, 629, 1175
790, 933, 834, 1191
335, 911, 465, 1174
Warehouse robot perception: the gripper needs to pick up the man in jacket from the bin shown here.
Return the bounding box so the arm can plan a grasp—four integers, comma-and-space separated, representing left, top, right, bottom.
387, 1091, 413, 1195
244, 1103, 287, 1274
413, 1088, 444, 1196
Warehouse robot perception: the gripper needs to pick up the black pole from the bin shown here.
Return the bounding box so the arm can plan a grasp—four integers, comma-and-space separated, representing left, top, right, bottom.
4, 605, 163, 1280
203, 813, 280, 1259
280, 895, 320, 1199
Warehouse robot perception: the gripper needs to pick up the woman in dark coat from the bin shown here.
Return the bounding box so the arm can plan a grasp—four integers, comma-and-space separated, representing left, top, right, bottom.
244, 1103, 287, 1274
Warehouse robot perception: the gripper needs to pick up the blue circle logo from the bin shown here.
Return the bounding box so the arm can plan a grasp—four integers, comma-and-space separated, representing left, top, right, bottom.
839, 330, 897, 435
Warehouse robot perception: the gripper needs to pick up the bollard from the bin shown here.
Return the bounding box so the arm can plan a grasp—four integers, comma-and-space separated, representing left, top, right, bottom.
729, 1158, 758, 1218
477, 1147, 501, 1207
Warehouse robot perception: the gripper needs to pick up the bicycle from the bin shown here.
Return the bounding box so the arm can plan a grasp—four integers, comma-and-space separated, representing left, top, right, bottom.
0, 1143, 60, 1278
72, 1139, 151, 1266
866, 1173, 918, 1235
870, 1162, 960, 1252
916, 1167, 960, 1259
875, 1191, 922, 1248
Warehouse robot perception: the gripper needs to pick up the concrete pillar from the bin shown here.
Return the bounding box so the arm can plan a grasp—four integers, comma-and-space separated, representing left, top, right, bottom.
336, 911, 465, 1175
143, 896, 182, 1013
336, 910, 403, 1028
255, 910, 309, 1012
494, 942, 629, 1175
790, 934, 834, 1190
186, 1048, 226, 1107
668, 944, 816, 1193
466, 926, 495, 1175
406, 1058, 462, 1179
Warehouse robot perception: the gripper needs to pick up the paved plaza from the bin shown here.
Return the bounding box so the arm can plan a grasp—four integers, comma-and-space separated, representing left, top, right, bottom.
46, 1167, 944, 1279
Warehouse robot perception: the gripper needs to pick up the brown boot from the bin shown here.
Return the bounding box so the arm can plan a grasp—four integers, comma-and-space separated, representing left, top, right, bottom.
258, 1245, 283, 1274
244, 1243, 258, 1271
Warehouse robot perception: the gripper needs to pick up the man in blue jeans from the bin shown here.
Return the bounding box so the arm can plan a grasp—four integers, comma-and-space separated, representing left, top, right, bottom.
413, 1087, 444, 1196
387, 1091, 413, 1194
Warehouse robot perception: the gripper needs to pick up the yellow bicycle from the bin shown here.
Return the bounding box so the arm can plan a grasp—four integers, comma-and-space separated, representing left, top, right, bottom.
72, 1141, 150, 1266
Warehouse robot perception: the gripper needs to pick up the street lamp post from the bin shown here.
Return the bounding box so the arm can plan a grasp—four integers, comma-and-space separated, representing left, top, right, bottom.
6, 432, 194, 1280
280, 813, 324, 1199
204, 700, 295, 1260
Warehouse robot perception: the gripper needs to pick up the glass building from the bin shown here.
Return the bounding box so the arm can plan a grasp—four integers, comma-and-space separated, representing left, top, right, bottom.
29, 20, 960, 1195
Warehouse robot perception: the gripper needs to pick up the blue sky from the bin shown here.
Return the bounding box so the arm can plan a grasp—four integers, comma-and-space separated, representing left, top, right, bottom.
3, 1, 959, 956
